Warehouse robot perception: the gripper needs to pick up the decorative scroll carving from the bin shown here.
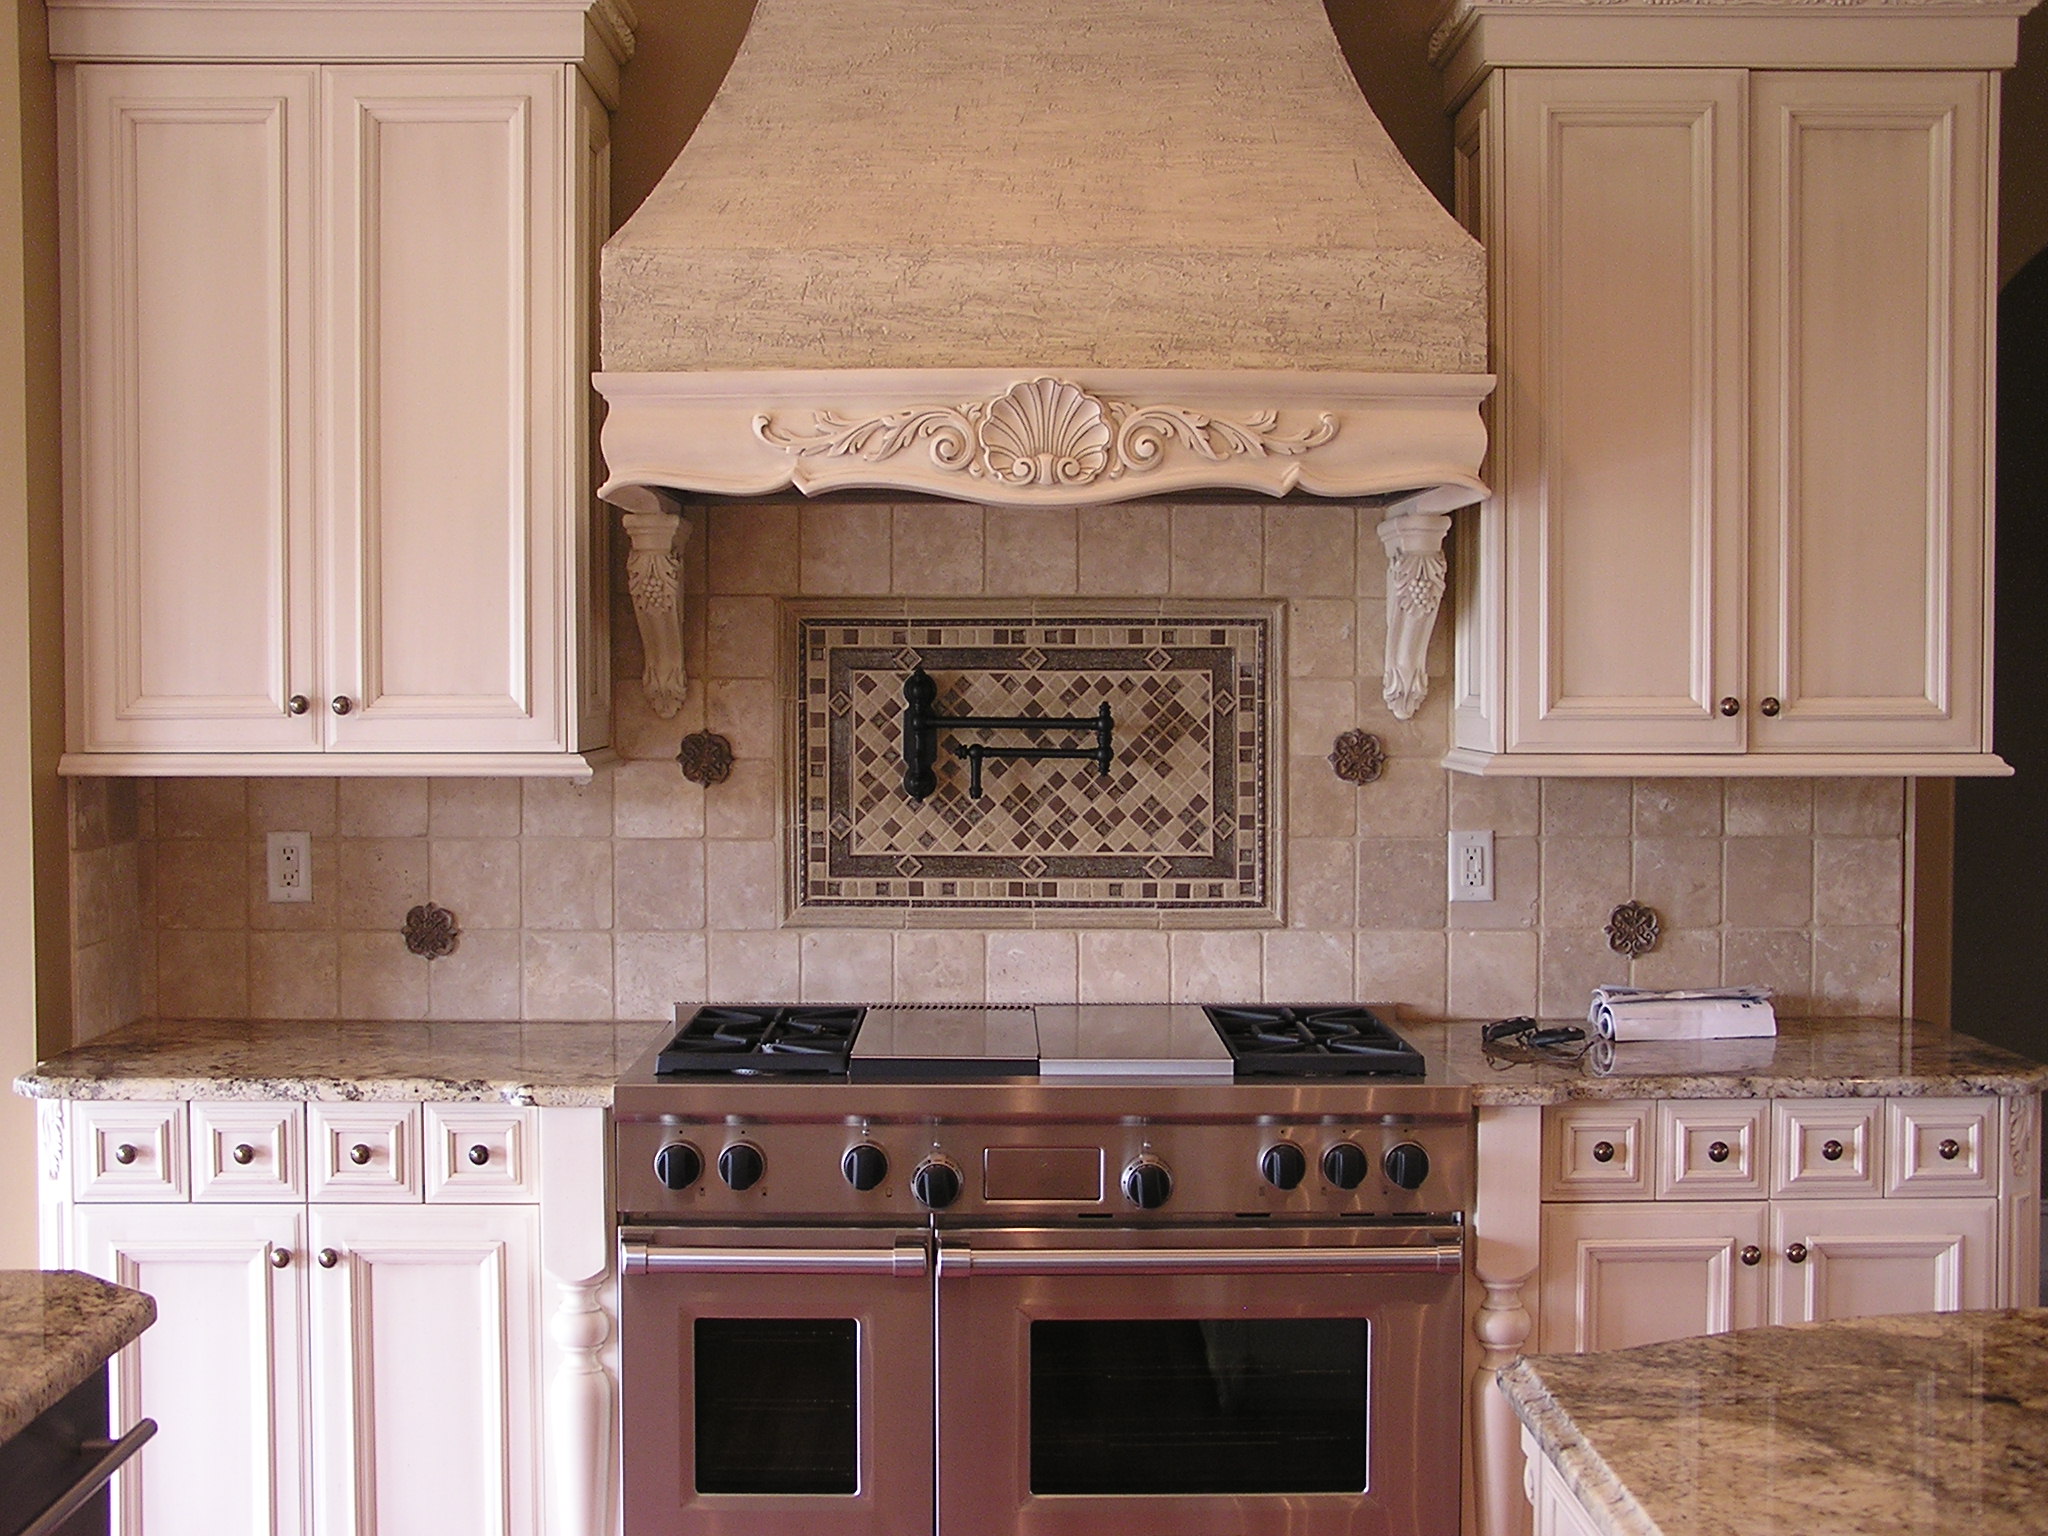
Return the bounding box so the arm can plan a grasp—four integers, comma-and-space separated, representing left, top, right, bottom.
402, 903, 460, 960
754, 376, 1338, 491
621, 507, 690, 718
677, 731, 735, 786
1328, 730, 1387, 785
1376, 509, 1453, 720
547, 1272, 613, 1536
1606, 900, 1662, 959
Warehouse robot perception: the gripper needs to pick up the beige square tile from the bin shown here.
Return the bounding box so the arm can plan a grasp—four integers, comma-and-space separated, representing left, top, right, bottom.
337, 930, 427, 1020
1169, 930, 1263, 1002
1724, 778, 1813, 837
335, 838, 432, 932
107, 779, 141, 844
156, 778, 248, 839
707, 931, 801, 1001
1811, 927, 1903, 1016
1079, 931, 1170, 1002
1288, 754, 1356, 839
1450, 775, 1541, 838
1633, 779, 1722, 837
1356, 838, 1444, 930
1541, 779, 1631, 837
705, 680, 781, 760
987, 931, 1079, 1003
1539, 836, 1631, 928
523, 774, 615, 838
611, 683, 692, 762
709, 502, 800, 594
336, 779, 430, 838
801, 503, 893, 594
1447, 930, 1537, 1019
1457, 835, 1538, 931
891, 505, 984, 594
1353, 930, 1448, 1019
73, 844, 140, 949
800, 930, 897, 1002
246, 837, 338, 932
71, 941, 128, 1041
1288, 838, 1357, 929
1631, 837, 1722, 928
1352, 761, 1449, 839
70, 778, 111, 853
1722, 929, 1813, 1014
705, 759, 778, 840
428, 779, 521, 838
1288, 600, 1357, 679
1537, 930, 1626, 1019
1286, 680, 1360, 759
1813, 778, 1906, 836
703, 839, 781, 930
248, 931, 340, 1019
1813, 838, 1905, 926
1723, 837, 1814, 928
521, 839, 613, 931
614, 839, 706, 931
985, 508, 1079, 595
522, 931, 615, 1020
616, 931, 709, 1019
135, 780, 157, 841
157, 930, 248, 1018
706, 596, 780, 678
155, 839, 248, 930
1262, 930, 1354, 1000
1077, 504, 1170, 595
894, 931, 987, 1003
1264, 505, 1354, 597
1169, 505, 1263, 595
1630, 928, 1721, 992
425, 929, 522, 1021
249, 778, 338, 838
614, 760, 706, 839
430, 839, 522, 929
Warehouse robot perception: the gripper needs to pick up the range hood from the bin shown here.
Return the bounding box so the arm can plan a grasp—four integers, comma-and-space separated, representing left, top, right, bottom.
595, 0, 1493, 719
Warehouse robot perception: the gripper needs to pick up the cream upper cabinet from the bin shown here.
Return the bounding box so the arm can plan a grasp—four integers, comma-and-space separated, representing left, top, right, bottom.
57, 1, 624, 777
1442, 34, 2008, 776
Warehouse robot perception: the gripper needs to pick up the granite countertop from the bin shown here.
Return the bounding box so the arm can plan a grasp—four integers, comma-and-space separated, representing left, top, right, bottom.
11, 1014, 2045, 1108
1498, 1309, 2048, 1536
0, 1271, 154, 1445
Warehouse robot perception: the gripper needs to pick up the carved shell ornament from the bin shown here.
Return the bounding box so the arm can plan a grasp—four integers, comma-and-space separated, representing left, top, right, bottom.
754, 377, 1337, 489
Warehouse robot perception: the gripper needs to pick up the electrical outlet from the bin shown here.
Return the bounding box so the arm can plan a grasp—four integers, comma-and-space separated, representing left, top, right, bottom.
266, 831, 312, 903
1449, 829, 1494, 902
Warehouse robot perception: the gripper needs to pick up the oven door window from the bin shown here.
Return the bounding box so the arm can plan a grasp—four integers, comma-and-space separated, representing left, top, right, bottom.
694, 1319, 860, 1495
1028, 1318, 1370, 1495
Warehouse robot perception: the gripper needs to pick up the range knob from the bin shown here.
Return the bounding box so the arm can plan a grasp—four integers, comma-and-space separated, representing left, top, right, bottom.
1322, 1142, 1369, 1191
910, 1157, 962, 1210
653, 1141, 702, 1191
842, 1143, 890, 1192
1260, 1142, 1307, 1191
1383, 1142, 1431, 1191
718, 1142, 765, 1191
1122, 1158, 1173, 1211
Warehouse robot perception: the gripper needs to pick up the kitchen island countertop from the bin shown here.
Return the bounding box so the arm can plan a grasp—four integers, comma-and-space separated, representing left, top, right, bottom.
0, 1270, 154, 1446
1498, 1308, 2048, 1536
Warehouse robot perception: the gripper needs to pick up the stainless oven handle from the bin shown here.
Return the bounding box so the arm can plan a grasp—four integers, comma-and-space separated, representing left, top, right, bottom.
622, 1239, 930, 1278
935, 1241, 1463, 1278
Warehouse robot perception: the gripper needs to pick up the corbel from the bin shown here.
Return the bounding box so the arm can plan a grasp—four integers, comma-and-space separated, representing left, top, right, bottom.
1376, 498, 1455, 721
614, 486, 690, 718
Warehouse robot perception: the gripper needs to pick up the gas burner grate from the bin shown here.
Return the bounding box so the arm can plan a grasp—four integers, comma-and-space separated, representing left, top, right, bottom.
656, 1005, 866, 1075
1204, 1005, 1426, 1077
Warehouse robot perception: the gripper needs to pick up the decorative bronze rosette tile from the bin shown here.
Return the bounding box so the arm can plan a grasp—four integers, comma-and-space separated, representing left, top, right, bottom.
402, 902, 460, 960
676, 730, 735, 786
1328, 729, 1387, 785
1605, 900, 1661, 959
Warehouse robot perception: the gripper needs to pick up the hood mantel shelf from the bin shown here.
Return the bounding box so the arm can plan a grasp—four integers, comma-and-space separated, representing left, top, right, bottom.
596, 0, 1494, 723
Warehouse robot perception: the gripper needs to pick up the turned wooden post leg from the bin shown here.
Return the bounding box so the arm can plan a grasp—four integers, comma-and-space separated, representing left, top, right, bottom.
546, 1271, 613, 1536
1468, 1104, 1541, 1536
1472, 1269, 1536, 1536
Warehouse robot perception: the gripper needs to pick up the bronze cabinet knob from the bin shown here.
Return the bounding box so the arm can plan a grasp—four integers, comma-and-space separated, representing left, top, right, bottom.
1821, 1138, 1845, 1162
112, 1143, 138, 1165
1719, 697, 1741, 717
232, 1143, 256, 1165
348, 1143, 373, 1166
331, 696, 353, 716
1759, 697, 1782, 717
467, 1144, 490, 1167
270, 1247, 291, 1269
287, 694, 310, 715
1591, 1141, 1616, 1164
1938, 1138, 1962, 1161
1740, 1245, 1762, 1267
317, 1248, 340, 1269
1786, 1242, 1809, 1264
1707, 1141, 1731, 1164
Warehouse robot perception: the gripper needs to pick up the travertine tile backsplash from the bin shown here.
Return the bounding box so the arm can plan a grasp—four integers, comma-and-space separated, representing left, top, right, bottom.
64, 500, 1909, 1036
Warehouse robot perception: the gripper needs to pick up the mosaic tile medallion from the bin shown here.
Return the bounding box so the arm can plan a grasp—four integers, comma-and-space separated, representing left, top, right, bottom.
790, 605, 1281, 923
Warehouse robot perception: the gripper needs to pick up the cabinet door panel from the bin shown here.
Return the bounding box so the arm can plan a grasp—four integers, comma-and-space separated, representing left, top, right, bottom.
71, 65, 318, 753
1770, 1197, 1997, 1324
1501, 71, 1747, 753
322, 66, 568, 752
74, 1203, 307, 1536
1750, 72, 1989, 751
1539, 1201, 1768, 1353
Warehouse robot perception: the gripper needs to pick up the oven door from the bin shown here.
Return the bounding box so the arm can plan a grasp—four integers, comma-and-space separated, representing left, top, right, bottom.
619, 1226, 933, 1536
935, 1223, 1463, 1536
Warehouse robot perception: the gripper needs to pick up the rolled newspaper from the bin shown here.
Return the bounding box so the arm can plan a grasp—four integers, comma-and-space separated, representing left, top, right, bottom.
1588, 985, 1777, 1042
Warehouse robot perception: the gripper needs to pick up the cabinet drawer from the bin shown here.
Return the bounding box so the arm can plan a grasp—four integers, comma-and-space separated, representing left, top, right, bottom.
1543, 1104, 1652, 1200
308, 1104, 421, 1202
191, 1103, 305, 1202
70, 1102, 188, 1202
423, 1105, 534, 1203
1656, 1102, 1768, 1199
1772, 1102, 1881, 1196
1885, 1099, 1998, 1197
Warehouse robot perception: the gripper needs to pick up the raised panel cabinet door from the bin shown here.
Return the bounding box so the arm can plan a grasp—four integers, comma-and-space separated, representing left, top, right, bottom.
1499, 70, 1748, 754
307, 1203, 541, 1536
73, 1203, 308, 1536
1769, 1197, 1999, 1324
69, 64, 320, 754
320, 65, 572, 753
1749, 72, 1991, 753
1538, 1201, 1769, 1353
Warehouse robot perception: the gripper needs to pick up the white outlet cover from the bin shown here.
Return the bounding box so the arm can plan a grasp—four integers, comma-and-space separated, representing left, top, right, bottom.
266, 831, 312, 903
1449, 829, 1494, 902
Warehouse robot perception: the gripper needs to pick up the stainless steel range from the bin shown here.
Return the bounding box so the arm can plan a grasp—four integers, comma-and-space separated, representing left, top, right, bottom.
614, 1003, 1472, 1536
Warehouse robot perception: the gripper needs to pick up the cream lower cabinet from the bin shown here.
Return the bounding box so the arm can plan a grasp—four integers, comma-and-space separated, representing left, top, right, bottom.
57, 2, 622, 776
